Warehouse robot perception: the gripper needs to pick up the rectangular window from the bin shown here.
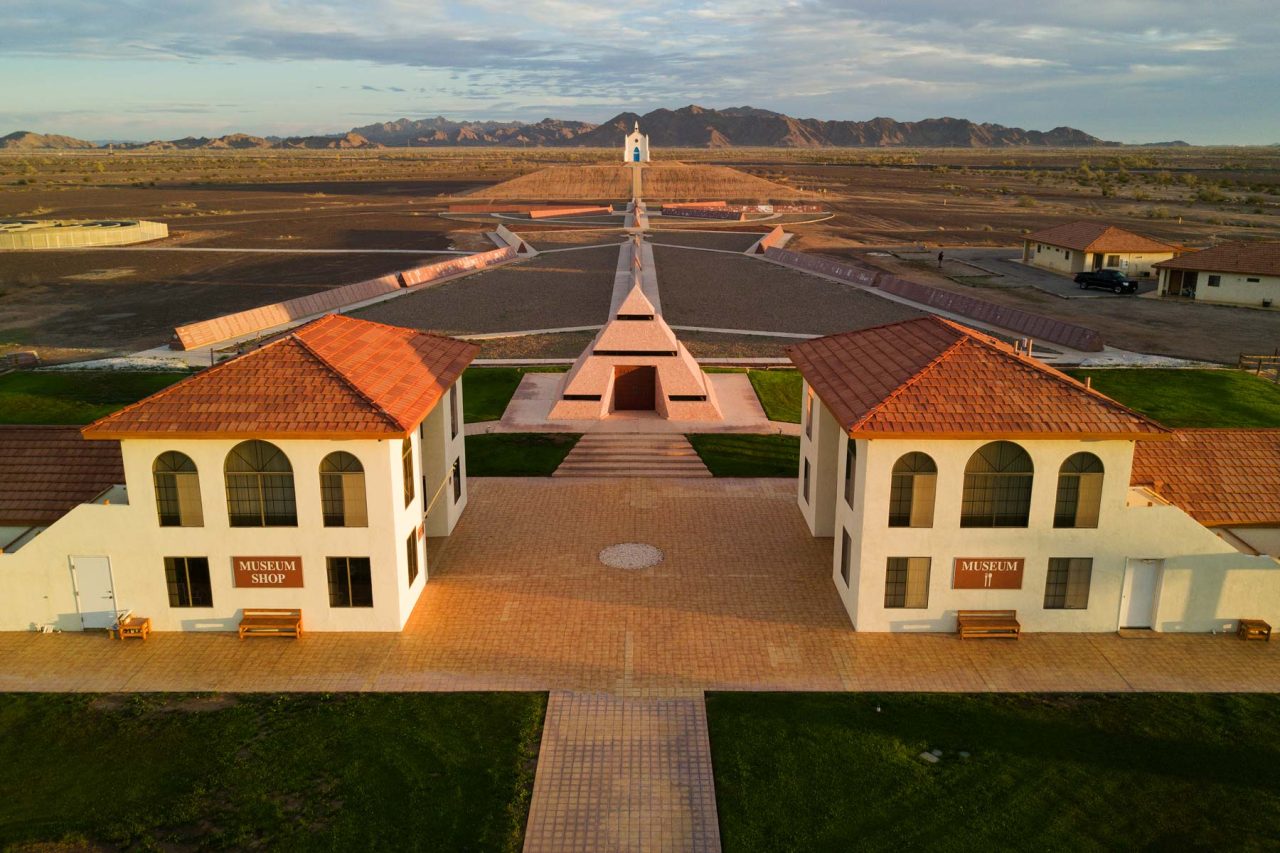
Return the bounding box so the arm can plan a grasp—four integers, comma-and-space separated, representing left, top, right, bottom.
406, 531, 420, 586
327, 557, 373, 608
1106, 255, 1120, 267
155, 471, 202, 527
1064, 251, 1071, 260
452, 457, 462, 504
321, 471, 367, 527
402, 438, 415, 508
804, 389, 814, 439
164, 557, 212, 608
450, 385, 460, 439
884, 557, 930, 609
1207, 275, 1221, 287
802, 458, 811, 504
1246, 277, 1260, 283
840, 529, 852, 587
844, 440, 856, 508
960, 474, 1033, 527
1044, 557, 1092, 609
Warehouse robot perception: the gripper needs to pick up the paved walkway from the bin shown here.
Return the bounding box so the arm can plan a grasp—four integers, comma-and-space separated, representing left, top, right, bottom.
523, 691, 720, 853
554, 434, 712, 478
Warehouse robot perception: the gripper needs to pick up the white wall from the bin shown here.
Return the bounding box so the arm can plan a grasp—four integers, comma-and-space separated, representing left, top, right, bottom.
806, 401, 1276, 633
1194, 271, 1280, 307
796, 381, 840, 537
0, 378, 471, 633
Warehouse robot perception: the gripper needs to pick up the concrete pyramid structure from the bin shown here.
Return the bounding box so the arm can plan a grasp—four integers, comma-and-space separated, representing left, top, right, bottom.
549, 236, 721, 421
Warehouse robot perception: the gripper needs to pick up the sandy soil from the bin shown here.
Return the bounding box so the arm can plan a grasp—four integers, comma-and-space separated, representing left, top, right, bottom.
648, 231, 763, 252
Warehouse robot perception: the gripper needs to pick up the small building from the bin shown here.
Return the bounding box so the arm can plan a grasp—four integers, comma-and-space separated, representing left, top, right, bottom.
790, 316, 1280, 633
0, 218, 168, 249
1022, 221, 1178, 278
1152, 241, 1280, 307
0, 314, 477, 633
623, 122, 650, 164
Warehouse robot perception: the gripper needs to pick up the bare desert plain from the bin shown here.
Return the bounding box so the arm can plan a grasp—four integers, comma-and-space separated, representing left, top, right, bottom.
2, 146, 1278, 363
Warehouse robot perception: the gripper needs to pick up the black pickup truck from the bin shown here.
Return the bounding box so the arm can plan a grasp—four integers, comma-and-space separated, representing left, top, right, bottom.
1073, 269, 1138, 294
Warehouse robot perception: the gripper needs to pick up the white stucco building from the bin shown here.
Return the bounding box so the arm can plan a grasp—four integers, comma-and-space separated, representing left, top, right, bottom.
1023, 221, 1179, 278
1153, 240, 1280, 307
791, 316, 1280, 633
0, 314, 476, 633
623, 122, 650, 164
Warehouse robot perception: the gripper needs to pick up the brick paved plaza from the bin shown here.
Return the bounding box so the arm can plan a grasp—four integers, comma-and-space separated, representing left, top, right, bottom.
3, 477, 1278, 693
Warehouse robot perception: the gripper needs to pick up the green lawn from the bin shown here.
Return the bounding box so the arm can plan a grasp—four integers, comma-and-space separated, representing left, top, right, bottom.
687, 434, 800, 477
0, 370, 192, 424
0, 692, 545, 853
746, 369, 803, 423
707, 692, 1280, 853
1068, 368, 1280, 428
462, 366, 568, 423
465, 432, 581, 476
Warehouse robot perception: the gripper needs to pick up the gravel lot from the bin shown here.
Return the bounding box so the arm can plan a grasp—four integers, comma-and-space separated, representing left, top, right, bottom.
654, 246, 924, 335
648, 231, 764, 252
354, 246, 618, 335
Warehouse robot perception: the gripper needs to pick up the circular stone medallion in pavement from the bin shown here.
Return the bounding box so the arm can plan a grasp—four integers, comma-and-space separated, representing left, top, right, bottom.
598, 543, 664, 570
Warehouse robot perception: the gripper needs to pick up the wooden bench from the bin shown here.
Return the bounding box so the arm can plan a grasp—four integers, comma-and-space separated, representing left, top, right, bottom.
238, 608, 303, 639
1237, 619, 1272, 641
957, 610, 1021, 640
108, 610, 151, 641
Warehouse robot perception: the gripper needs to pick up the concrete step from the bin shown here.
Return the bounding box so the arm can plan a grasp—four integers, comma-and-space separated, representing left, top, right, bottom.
554, 433, 711, 478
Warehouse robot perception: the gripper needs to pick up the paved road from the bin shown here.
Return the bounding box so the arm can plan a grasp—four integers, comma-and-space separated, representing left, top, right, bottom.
925, 247, 1159, 300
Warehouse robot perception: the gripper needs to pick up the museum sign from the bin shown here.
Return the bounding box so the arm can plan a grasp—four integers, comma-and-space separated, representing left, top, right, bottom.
952, 557, 1024, 590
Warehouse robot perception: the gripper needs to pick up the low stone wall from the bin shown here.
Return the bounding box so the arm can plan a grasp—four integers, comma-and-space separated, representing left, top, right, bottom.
527, 206, 613, 219
173, 246, 516, 350
764, 247, 1105, 352
0, 219, 168, 249
662, 207, 746, 221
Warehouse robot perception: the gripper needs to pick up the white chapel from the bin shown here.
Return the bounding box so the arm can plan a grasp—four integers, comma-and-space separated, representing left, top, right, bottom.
623, 122, 650, 163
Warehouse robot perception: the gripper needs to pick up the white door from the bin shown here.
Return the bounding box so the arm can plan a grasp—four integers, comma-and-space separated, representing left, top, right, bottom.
1119, 559, 1161, 629
71, 556, 116, 629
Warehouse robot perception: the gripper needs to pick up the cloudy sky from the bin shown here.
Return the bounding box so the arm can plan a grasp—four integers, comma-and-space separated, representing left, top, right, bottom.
4, 0, 1278, 143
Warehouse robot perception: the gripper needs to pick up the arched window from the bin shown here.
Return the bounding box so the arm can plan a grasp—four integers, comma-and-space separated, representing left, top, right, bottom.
1054, 453, 1104, 528
153, 451, 202, 527
961, 441, 1034, 528
320, 452, 367, 528
224, 440, 296, 527
888, 452, 937, 528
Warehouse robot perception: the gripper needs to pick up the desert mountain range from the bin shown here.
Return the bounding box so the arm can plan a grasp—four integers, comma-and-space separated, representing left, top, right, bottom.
3, 105, 1124, 150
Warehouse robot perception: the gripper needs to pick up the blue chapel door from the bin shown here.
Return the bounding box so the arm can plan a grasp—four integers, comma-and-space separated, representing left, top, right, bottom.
633, 146, 640, 162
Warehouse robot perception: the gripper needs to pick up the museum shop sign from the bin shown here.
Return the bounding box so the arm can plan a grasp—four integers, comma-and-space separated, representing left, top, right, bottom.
233, 556, 303, 588
953, 558, 1024, 590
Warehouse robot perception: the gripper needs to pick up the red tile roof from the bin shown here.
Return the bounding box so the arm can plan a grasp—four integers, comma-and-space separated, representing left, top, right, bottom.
1152, 241, 1280, 277
83, 314, 479, 440
1131, 429, 1280, 527
0, 426, 123, 527
1025, 221, 1178, 253
788, 316, 1169, 439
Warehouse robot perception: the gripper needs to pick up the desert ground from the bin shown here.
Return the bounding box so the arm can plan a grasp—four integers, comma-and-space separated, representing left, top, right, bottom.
2, 146, 1278, 362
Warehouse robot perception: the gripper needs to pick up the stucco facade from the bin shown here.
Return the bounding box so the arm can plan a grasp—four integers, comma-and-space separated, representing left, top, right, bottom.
0, 379, 469, 634
798, 382, 1280, 634
1156, 267, 1280, 307
1024, 241, 1172, 278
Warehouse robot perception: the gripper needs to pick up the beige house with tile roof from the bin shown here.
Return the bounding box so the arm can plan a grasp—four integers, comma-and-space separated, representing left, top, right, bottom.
0, 315, 475, 634
1023, 221, 1179, 278
791, 316, 1280, 633
1153, 240, 1280, 307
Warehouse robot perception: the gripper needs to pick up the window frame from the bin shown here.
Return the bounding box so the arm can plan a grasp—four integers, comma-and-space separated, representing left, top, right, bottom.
449, 385, 461, 440
402, 436, 416, 508
451, 457, 462, 504
884, 557, 931, 609
844, 439, 856, 508
224, 440, 297, 528
153, 451, 202, 528
888, 452, 937, 528
840, 529, 852, 587
1054, 453, 1104, 529
1044, 557, 1093, 610
406, 530, 420, 586
961, 441, 1034, 528
326, 556, 373, 608
164, 556, 212, 608
320, 451, 368, 528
